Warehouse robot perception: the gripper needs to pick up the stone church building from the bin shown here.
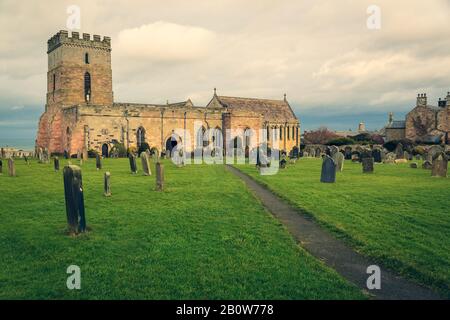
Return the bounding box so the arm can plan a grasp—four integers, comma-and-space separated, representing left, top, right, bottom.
385, 93, 450, 144
36, 30, 300, 157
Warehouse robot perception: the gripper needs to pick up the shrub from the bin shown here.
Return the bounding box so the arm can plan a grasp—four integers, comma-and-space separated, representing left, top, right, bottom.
326, 137, 355, 146
383, 139, 416, 152
88, 149, 98, 158
110, 143, 127, 158
137, 142, 150, 155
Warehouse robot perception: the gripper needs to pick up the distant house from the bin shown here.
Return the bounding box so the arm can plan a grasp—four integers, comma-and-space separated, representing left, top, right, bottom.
385, 93, 450, 144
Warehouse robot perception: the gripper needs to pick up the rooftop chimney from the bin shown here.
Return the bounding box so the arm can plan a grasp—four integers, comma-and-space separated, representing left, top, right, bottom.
416, 93, 427, 107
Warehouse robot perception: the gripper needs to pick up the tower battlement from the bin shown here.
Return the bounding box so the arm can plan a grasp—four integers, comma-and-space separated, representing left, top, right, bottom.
47, 30, 111, 53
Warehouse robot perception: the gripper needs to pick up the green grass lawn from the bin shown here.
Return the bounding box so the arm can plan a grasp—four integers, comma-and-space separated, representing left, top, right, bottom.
0, 158, 364, 299
237, 158, 450, 298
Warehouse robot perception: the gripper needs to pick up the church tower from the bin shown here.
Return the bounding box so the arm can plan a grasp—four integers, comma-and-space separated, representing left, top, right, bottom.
46, 30, 113, 109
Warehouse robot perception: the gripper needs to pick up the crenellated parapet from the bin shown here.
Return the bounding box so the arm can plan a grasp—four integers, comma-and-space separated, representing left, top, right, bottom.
47, 30, 111, 53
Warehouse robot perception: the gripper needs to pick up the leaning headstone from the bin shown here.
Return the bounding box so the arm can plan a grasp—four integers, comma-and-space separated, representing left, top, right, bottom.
104, 172, 111, 197
362, 157, 374, 173
8, 158, 15, 177
410, 162, 418, 169
320, 155, 336, 183
395, 143, 404, 159
152, 149, 160, 163
129, 154, 137, 174
422, 160, 432, 170
431, 152, 448, 178
0, 159, 2, 174
333, 152, 344, 172
54, 157, 60, 172
156, 162, 164, 191
141, 152, 151, 176
63, 165, 87, 234
329, 146, 339, 157
96, 154, 102, 170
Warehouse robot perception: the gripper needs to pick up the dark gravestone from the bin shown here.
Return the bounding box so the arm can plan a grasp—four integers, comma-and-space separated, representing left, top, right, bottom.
360, 149, 372, 160
104, 172, 111, 197
8, 158, 15, 177
422, 160, 432, 170
156, 162, 164, 191
64, 150, 69, 159
410, 162, 418, 169
431, 152, 448, 178
63, 165, 87, 234
292, 146, 299, 158
141, 152, 151, 176
0, 159, 2, 174
280, 158, 287, 169
344, 147, 352, 160
1, 147, 4, 158
372, 149, 382, 163
96, 154, 102, 170
395, 143, 404, 159
129, 154, 137, 174
362, 157, 374, 173
320, 155, 336, 183
54, 157, 60, 171
351, 153, 360, 162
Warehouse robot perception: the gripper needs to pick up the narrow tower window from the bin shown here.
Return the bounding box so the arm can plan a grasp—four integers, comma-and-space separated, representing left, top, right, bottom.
53, 74, 56, 92
84, 72, 91, 102
85, 52, 89, 64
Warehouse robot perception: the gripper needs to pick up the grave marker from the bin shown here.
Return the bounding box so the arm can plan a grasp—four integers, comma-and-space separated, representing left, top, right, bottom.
431, 152, 448, 178
362, 157, 374, 173
320, 155, 336, 183
96, 154, 102, 170
333, 152, 344, 172
8, 158, 15, 176
63, 165, 86, 234
54, 157, 60, 171
129, 154, 137, 174
104, 172, 111, 197
156, 162, 164, 191
141, 152, 151, 175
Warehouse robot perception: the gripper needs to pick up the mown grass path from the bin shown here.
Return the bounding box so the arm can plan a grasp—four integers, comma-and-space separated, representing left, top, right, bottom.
227, 165, 442, 299
236, 158, 450, 298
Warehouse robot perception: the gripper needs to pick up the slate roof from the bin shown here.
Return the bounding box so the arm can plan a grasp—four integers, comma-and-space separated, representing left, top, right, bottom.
214, 96, 298, 122
386, 120, 406, 129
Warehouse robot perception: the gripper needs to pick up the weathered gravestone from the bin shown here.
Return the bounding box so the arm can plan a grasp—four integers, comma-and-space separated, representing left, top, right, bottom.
54, 157, 60, 171
431, 152, 448, 178
395, 143, 404, 159
82, 148, 88, 162
129, 154, 137, 174
0, 147, 4, 158
8, 158, 15, 176
372, 149, 382, 163
351, 153, 360, 162
315, 148, 321, 158
63, 165, 87, 234
362, 157, 374, 173
344, 147, 352, 160
292, 146, 299, 158
140, 152, 151, 175
422, 160, 432, 170
383, 152, 396, 164
428, 145, 443, 159
280, 158, 287, 169
104, 172, 111, 197
410, 162, 418, 169
96, 154, 102, 170
329, 146, 339, 157
152, 149, 160, 163
333, 152, 344, 172
320, 155, 336, 183
156, 162, 164, 191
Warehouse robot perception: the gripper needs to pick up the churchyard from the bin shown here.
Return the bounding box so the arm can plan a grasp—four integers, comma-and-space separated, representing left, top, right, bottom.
0, 157, 365, 299
237, 157, 450, 298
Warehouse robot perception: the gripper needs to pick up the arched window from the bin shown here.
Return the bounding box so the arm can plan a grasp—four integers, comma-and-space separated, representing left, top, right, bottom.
197, 126, 206, 147
84, 72, 91, 102
213, 127, 223, 148
287, 126, 290, 140
137, 127, 146, 147
85, 53, 89, 64
280, 127, 283, 140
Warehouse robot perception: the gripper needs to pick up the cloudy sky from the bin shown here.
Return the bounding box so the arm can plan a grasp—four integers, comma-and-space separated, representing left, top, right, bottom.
1, 0, 450, 148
